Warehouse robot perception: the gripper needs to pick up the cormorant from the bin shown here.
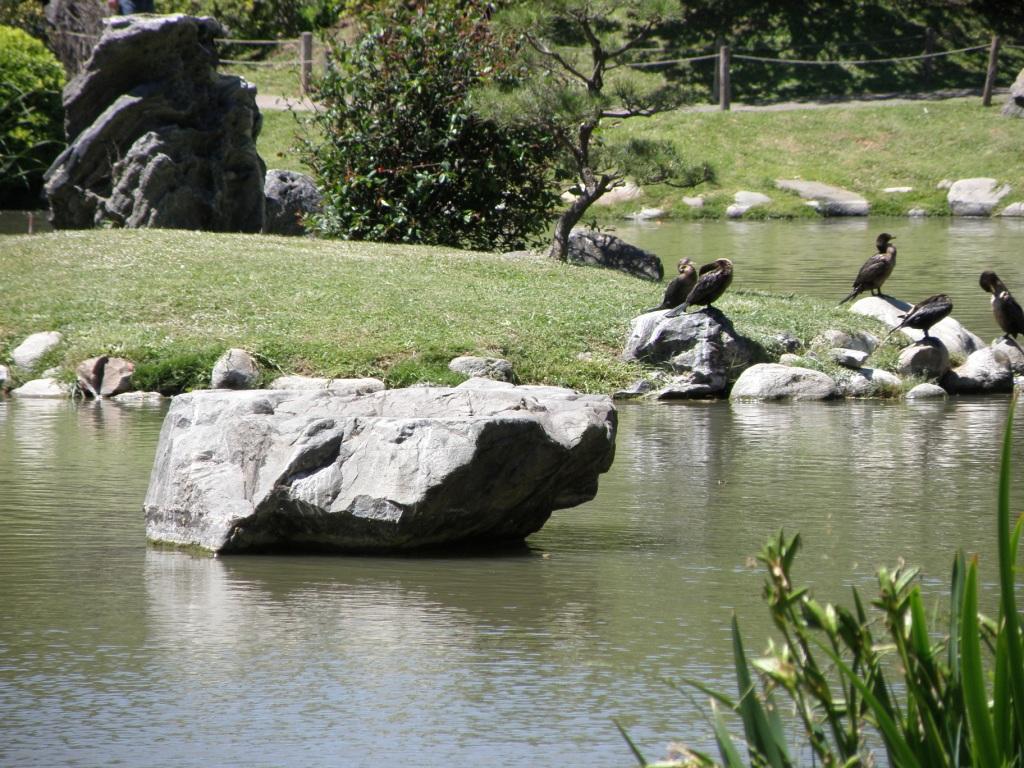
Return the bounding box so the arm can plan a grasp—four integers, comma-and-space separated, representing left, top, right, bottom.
882, 293, 953, 342
979, 270, 1024, 341
665, 258, 733, 317
645, 258, 697, 313
838, 233, 897, 305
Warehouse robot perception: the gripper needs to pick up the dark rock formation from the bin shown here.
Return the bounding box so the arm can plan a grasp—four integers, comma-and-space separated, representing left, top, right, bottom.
264, 169, 322, 236
44, 14, 266, 232
623, 307, 762, 398
76, 355, 135, 397
144, 385, 617, 554
567, 230, 664, 282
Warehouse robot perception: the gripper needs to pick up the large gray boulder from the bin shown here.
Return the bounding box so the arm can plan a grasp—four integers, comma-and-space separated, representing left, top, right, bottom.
730, 363, 838, 401
624, 307, 761, 398
849, 296, 982, 360
264, 169, 322, 236
567, 230, 663, 281
45, 15, 266, 232
144, 386, 616, 554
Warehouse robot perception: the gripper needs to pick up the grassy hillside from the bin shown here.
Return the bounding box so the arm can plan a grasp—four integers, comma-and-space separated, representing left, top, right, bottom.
260, 96, 1024, 221
0, 230, 898, 394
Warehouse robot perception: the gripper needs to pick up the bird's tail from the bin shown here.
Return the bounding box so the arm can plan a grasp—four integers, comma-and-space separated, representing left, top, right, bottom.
665, 302, 689, 318
643, 304, 666, 314
837, 288, 860, 306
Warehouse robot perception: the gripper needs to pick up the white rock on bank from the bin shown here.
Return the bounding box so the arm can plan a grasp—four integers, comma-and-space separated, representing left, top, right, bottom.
849, 296, 982, 359
775, 179, 869, 216
726, 190, 771, 218
947, 178, 1011, 216
840, 367, 902, 397
12, 331, 63, 370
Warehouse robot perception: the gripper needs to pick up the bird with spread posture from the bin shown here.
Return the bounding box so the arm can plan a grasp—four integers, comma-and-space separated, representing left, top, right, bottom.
665, 258, 733, 317
882, 293, 953, 343
645, 258, 697, 313
838, 233, 897, 305
979, 270, 1024, 341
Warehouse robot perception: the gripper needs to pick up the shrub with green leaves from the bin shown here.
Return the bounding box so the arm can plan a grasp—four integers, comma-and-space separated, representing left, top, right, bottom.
300, 1, 558, 252
0, 25, 65, 209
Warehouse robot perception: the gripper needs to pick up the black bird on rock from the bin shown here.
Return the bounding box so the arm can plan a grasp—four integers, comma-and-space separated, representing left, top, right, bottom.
645, 258, 697, 313
665, 258, 733, 317
882, 293, 953, 343
979, 270, 1024, 341
838, 233, 897, 305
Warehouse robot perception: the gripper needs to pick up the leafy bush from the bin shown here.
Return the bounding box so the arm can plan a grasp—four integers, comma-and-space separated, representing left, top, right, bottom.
0, 0, 48, 39
300, 1, 558, 252
0, 25, 65, 209
625, 395, 1024, 767
162, 0, 335, 41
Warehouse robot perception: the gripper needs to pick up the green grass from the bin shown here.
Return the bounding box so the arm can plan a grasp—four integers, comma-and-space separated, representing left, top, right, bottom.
260, 97, 1024, 221
599, 97, 1024, 220
259, 109, 309, 173
0, 230, 898, 394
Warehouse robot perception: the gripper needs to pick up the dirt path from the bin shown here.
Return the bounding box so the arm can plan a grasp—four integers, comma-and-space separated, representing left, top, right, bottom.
256, 86, 1007, 113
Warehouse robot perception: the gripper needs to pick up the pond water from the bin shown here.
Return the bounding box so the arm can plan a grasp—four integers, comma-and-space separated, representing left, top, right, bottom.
3, 218, 1024, 767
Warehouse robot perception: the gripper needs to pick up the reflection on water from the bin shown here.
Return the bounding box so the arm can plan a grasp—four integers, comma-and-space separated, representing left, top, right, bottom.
1, 394, 1019, 766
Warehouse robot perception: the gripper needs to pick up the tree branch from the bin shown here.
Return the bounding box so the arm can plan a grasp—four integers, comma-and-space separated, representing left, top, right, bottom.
524, 33, 591, 86
608, 18, 661, 60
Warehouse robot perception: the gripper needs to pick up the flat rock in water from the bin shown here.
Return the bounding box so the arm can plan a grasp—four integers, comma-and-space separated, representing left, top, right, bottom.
726, 190, 771, 218
947, 178, 1011, 217
11, 378, 70, 398
774, 179, 869, 216
1000, 202, 1024, 217
730, 363, 838, 401
144, 386, 617, 554
849, 296, 982, 359
906, 383, 947, 400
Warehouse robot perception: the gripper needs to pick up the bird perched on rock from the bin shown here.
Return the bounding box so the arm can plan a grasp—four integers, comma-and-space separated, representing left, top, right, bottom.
665, 258, 733, 317
838, 233, 897, 305
979, 270, 1024, 341
882, 293, 953, 343
645, 258, 697, 313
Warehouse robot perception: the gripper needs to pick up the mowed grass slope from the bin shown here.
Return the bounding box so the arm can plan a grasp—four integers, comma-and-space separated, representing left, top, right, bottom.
1, 230, 899, 393
259, 97, 1024, 219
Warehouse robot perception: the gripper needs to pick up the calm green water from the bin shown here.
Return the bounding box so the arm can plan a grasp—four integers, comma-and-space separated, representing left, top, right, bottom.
3, 219, 1024, 767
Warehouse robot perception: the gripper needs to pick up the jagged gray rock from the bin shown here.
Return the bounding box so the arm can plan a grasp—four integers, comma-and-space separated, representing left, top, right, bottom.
264, 169, 321, 236
567, 230, 663, 281
730, 363, 838, 401
144, 385, 617, 553
76, 355, 135, 397
45, 15, 266, 232
839, 367, 901, 397
624, 307, 761, 398
269, 376, 385, 395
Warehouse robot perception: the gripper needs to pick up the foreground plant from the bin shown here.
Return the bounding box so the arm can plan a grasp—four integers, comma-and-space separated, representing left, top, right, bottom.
624, 395, 1024, 767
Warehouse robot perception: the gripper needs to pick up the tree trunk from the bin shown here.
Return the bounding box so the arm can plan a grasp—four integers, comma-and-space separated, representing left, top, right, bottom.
548, 188, 602, 260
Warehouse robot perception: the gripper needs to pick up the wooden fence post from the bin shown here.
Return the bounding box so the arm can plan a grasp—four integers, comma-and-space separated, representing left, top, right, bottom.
300, 31, 313, 96
719, 44, 731, 111
982, 34, 1001, 107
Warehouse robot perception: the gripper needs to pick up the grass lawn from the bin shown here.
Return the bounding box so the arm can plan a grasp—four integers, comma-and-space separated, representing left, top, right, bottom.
258, 97, 1024, 221
0, 230, 899, 394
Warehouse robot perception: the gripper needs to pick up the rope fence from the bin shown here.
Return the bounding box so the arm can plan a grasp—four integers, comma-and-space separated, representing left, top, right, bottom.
49, 26, 1024, 106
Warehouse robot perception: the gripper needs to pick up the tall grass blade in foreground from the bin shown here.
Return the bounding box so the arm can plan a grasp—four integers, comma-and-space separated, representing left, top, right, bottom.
648, 394, 1023, 767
